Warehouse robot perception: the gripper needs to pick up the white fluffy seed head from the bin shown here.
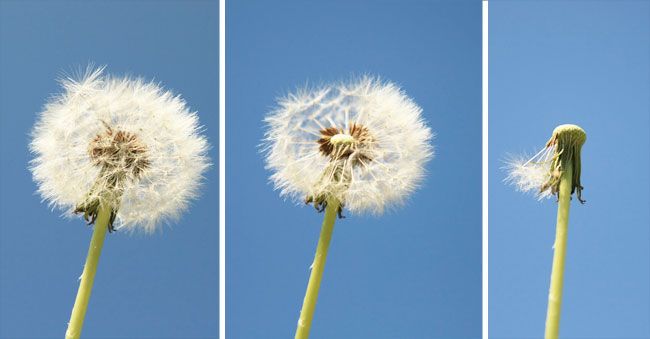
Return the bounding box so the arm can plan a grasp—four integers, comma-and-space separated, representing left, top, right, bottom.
262, 76, 434, 215
30, 66, 210, 232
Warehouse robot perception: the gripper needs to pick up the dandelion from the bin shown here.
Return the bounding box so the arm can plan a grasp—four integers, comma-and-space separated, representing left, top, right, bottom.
505, 124, 586, 339
263, 76, 433, 338
30, 66, 210, 339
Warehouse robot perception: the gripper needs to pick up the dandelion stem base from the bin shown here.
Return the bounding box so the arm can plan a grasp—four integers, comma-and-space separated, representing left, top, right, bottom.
65, 204, 111, 339
544, 160, 573, 339
295, 199, 340, 339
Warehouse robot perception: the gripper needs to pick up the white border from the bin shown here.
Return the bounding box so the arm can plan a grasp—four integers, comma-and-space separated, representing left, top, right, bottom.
482, 1, 489, 338
219, 0, 226, 337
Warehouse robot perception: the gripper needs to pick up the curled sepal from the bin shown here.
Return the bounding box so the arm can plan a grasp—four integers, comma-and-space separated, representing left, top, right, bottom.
74, 198, 117, 232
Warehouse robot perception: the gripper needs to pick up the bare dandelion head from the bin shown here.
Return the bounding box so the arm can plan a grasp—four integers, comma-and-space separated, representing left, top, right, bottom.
263, 76, 433, 216
506, 124, 586, 202
30, 66, 210, 232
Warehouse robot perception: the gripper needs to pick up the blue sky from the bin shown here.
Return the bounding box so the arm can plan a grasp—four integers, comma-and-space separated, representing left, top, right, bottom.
0, 2, 218, 338
227, 1, 481, 338
489, 1, 650, 338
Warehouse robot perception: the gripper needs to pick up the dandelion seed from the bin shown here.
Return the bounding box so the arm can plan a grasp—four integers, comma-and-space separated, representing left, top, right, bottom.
30, 66, 210, 339
263, 76, 433, 339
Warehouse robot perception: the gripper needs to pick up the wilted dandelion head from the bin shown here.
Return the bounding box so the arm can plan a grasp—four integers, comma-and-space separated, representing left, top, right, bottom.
263, 76, 433, 216
30, 66, 210, 232
506, 124, 586, 202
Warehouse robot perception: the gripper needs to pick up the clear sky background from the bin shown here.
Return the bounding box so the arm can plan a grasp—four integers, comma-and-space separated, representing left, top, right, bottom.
0, 1, 218, 338
489, 1, 650, 338
227, 1, 481, 338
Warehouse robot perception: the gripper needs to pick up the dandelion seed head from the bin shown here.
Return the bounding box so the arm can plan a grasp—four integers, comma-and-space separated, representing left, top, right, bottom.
30, 66, 210, 232
263, 76, 433, 215
505, 124, 586, 202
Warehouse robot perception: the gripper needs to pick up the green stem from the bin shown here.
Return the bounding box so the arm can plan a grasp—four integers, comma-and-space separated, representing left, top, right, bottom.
544, 160, 573, 339
65, 204, 111, 339
295, 199, 340, 339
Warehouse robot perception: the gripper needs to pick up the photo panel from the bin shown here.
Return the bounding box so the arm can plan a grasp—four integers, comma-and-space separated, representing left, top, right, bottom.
227, 1, 482, 338
0, 1, 219, 338
489, 1, 650, 338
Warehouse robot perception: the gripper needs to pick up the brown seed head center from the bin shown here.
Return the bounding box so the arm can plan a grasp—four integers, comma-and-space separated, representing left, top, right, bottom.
317, 123, 373, 163
89, 125, 150, 179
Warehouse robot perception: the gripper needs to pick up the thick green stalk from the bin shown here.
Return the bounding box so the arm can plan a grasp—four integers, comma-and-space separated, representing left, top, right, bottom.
65, 204, 111, 339
544, 160, 573, 339
295, 199, 340, 339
